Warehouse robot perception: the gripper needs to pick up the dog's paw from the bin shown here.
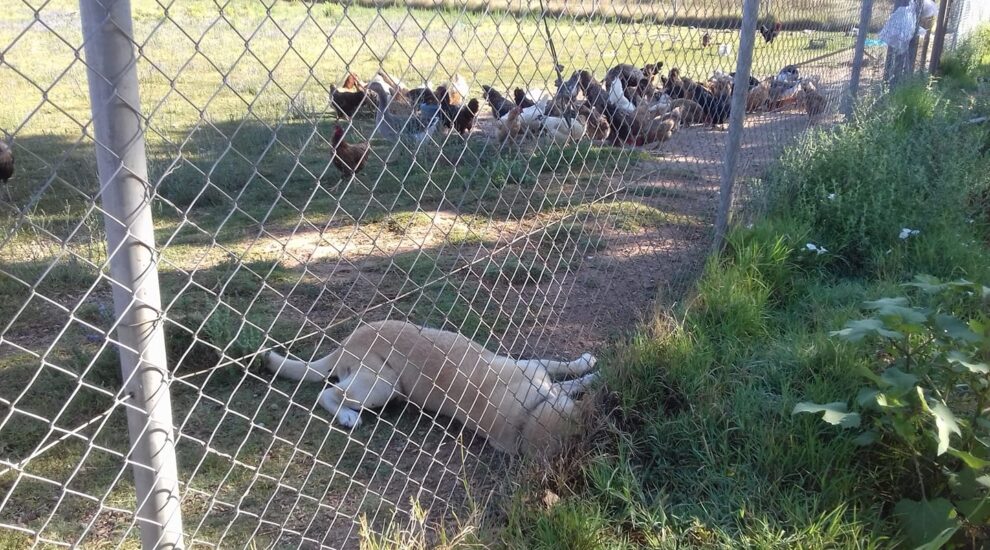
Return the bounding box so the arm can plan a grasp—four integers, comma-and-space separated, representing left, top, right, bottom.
579, 352, 597, 370
335, 408, 362, 429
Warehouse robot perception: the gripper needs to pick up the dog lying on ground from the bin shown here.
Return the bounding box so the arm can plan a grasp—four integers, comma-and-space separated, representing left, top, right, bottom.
265, 320, 599, 455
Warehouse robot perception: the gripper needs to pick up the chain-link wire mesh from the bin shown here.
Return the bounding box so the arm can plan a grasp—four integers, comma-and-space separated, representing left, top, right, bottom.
1, 0, 986, 548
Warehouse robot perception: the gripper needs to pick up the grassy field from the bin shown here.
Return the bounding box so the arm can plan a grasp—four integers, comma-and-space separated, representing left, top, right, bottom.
1, 0, 866, 547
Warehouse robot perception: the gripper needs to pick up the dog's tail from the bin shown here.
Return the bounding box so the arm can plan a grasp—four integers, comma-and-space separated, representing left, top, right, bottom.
265, 348, 342, 382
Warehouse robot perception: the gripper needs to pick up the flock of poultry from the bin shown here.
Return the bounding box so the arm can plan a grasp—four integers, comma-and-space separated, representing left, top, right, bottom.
0, 23, 820, 191
325, 47, 827, 179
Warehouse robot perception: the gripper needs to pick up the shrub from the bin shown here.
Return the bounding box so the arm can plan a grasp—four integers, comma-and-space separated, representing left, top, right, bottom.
794, 276, 990, 548
770, 82, 988, 275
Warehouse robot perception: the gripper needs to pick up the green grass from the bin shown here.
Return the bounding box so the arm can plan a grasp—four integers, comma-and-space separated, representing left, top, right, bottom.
497, 62, 990, 548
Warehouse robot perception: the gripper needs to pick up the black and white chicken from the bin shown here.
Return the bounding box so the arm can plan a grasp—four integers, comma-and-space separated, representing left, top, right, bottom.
759, 22, 782, 44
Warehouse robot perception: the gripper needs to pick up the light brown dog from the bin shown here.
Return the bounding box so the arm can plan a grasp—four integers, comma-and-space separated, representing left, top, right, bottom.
266, 320, 598, 455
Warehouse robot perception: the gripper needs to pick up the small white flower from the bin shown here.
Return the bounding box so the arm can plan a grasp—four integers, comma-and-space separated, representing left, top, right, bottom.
746, 223, 754, 229
805, 243, 828, 255
827, 193, 836, 200
899, 228, 920, 240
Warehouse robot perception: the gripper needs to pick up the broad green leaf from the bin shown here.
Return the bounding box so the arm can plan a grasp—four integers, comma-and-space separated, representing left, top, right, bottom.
934, 315, 982, 343
880, 367, 918, 394
947, 351, 989, 374
948, 448, 990, 470
955, 497, 990, 524
892, 415, 918, 443
904, 275, 945, 293
830, 319, 904, 343
856, 388, 880, 408
863, 297, 928, 324
792, 402, 861, 428
893, 498, 960, 549
853, 430, 878, 446
917, 387, 933, 414
928, 399, 962, 455
949, 468, 990, 499
857, 387, 908, 409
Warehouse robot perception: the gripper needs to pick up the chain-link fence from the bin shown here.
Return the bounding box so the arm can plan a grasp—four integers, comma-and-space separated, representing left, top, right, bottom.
0, 0, 985, 548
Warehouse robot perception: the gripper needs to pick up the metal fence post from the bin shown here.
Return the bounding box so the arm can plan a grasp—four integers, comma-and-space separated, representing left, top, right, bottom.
79, 0, 185, 548
843, 0, 875, 119
713, 0, 760, 252
928, 0, 953, 73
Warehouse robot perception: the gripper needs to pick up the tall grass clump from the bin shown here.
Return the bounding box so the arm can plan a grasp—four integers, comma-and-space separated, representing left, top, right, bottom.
769, 81, 989, 277
938, 23, 990, 90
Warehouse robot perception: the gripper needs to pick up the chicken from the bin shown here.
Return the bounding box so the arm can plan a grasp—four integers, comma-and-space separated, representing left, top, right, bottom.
541, 115, 585, 145
576, 70, 609, 113
604, 105, 642, 146
693, 85, 730, 126
496, 106, 523, 143
647, 94, 672, 115
436, 84, 462, 107
730, 72, 762, 89
518, 103, 547, 133
330, 125, 369, 177
441, 98, 481, 136
0, 141, 13, 189
408, 87, 439, 106
663, 68, 690, 100
759, 22, 783, 44
578, 106, 610, 141
447, 74, 469, 106
513, 88, 536, 109
800, 80, 827, 121
482, 85, 515, 119
330, 85, 368, 119
708, 74, 733, 99
640, 116, 677, 145
768, 65, 802, 110
342, 72, 365, 91
659, 106, 684, 127
668, 98, 706, 125
702, 32, 712, 48
547, 71, 580, 116
746, 78, 772, 112
607, 77, 637, 114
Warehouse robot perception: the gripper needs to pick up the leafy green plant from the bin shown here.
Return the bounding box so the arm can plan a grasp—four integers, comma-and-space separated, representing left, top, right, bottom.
794, 276, 990, 548
770, 83, 988, 274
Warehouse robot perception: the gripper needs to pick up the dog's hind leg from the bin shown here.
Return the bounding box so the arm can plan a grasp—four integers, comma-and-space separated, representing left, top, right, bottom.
318, 370, 397, 429
554, 372, 599, 397
317, 386, 361, 428
517, 353, 597, 378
